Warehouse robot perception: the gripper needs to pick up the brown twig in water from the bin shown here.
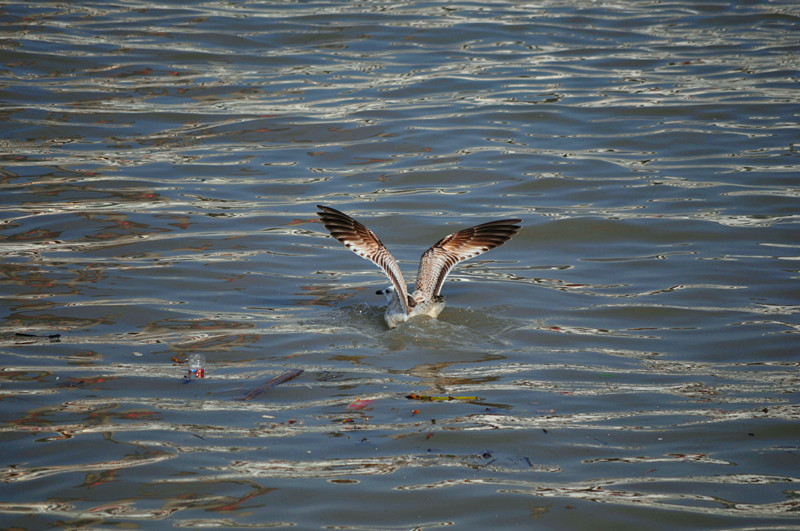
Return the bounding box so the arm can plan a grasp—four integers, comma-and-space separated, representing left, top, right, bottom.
240, 369, 304, 401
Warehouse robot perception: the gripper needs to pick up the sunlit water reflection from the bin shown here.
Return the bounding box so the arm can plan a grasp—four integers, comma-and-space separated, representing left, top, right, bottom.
1, 0, 799, 528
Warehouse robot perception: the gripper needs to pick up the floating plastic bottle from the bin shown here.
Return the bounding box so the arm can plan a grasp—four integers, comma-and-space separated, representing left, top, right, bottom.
187, 353, 206, 378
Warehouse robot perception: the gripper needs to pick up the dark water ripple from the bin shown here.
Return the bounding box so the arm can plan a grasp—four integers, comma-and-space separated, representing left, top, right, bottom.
1, 0, 799, 528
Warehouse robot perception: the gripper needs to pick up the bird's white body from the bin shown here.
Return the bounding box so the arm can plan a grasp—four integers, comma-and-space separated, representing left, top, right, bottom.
377, 286, 446, 328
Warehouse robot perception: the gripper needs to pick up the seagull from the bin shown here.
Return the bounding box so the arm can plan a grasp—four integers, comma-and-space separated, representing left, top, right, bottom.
316, 205, 521, 329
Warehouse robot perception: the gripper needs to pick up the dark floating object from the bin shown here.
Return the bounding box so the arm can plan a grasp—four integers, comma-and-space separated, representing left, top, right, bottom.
240, 369, 304, 401
14, 332, 61, 343
406, 393, 480, 401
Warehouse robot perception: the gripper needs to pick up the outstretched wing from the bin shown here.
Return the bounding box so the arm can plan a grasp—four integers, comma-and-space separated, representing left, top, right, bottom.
316, 205, 411, 314
415, 219, 521, 299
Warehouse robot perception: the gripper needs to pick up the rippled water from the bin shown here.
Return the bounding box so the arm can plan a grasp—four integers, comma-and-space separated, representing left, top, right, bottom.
1, 1, 799, 528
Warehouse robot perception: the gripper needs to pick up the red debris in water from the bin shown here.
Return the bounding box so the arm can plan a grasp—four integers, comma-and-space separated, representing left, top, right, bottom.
347, 398, 374, 410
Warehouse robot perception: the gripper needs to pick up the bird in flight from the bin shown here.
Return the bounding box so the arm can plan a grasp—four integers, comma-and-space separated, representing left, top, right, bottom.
316, 205, 521, 328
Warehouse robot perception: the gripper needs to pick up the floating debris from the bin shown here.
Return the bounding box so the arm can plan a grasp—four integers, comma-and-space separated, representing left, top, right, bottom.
241, 369, 304, 401
406, 394, 480, 402
187, 353, 206, 378
13, 332, 61, 344
347, 398, 374, 410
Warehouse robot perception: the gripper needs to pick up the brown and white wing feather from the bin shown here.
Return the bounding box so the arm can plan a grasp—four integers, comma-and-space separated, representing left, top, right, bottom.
415, 219, 521, 299
317, 205, 410, 314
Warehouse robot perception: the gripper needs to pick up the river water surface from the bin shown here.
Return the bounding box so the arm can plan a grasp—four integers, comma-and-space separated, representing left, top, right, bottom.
1, 1, 799, 529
